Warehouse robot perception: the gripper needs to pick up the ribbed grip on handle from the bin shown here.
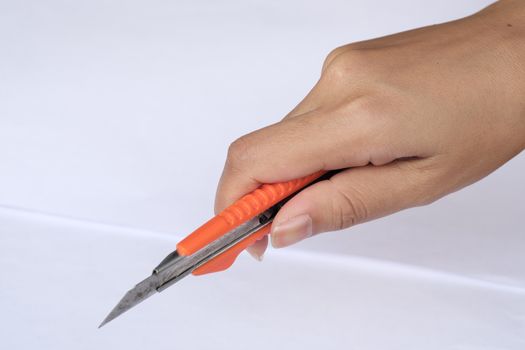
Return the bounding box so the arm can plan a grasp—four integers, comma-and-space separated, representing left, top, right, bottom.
176, 171, 325, 257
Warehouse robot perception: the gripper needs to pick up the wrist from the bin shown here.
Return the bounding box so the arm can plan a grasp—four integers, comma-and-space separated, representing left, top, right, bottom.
474, 0, 525, 59
474, 1, 525, 150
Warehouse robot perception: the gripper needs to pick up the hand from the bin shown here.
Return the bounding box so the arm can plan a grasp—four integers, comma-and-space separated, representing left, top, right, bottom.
214, 0, 525, 260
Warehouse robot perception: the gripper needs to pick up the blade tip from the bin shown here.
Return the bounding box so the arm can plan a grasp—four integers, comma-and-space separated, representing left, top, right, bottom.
98, 273, 160, 329
98, 317, 110, 329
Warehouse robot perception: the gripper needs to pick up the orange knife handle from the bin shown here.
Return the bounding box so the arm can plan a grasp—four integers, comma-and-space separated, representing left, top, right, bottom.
176, 171, 326, 274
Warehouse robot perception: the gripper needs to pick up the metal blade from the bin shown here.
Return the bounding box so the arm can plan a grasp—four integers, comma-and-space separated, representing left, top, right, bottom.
98, 207, 278, 328
98, 273, 160, 328
98, 206, 281, 328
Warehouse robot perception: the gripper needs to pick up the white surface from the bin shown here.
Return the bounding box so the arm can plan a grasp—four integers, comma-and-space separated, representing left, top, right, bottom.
2, 0, 525, 348
2, 208, 525, 350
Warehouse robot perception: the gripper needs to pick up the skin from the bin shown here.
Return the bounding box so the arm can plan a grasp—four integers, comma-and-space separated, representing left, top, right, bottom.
214, 0, 525, 260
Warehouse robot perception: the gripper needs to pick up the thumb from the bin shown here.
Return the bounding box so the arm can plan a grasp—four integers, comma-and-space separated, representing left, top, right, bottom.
270, 158, 440, 248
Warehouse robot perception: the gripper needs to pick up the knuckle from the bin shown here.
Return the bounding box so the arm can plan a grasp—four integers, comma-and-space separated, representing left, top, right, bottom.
329, 180, 369, 230
322, 48, 368, 81
322, 45, 349, 72
226, 136, 255, 169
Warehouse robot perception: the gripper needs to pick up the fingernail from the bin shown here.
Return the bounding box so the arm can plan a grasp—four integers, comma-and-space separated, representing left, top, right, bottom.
271, 214, 313, 248
248, 249, 264, 262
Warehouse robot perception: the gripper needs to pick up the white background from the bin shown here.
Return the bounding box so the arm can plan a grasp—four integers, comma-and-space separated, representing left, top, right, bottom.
1, 0, 524, 349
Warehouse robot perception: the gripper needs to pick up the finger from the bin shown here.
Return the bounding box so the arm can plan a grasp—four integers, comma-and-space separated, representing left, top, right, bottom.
213, 108, 323, 215
270, 157, 441, 248
246, 235, 268, 261
214, 104, 417, 214
214, 98, 326, 215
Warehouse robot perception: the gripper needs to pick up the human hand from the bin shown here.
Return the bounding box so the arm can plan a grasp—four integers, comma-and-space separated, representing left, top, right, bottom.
214, 0, 525, 260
